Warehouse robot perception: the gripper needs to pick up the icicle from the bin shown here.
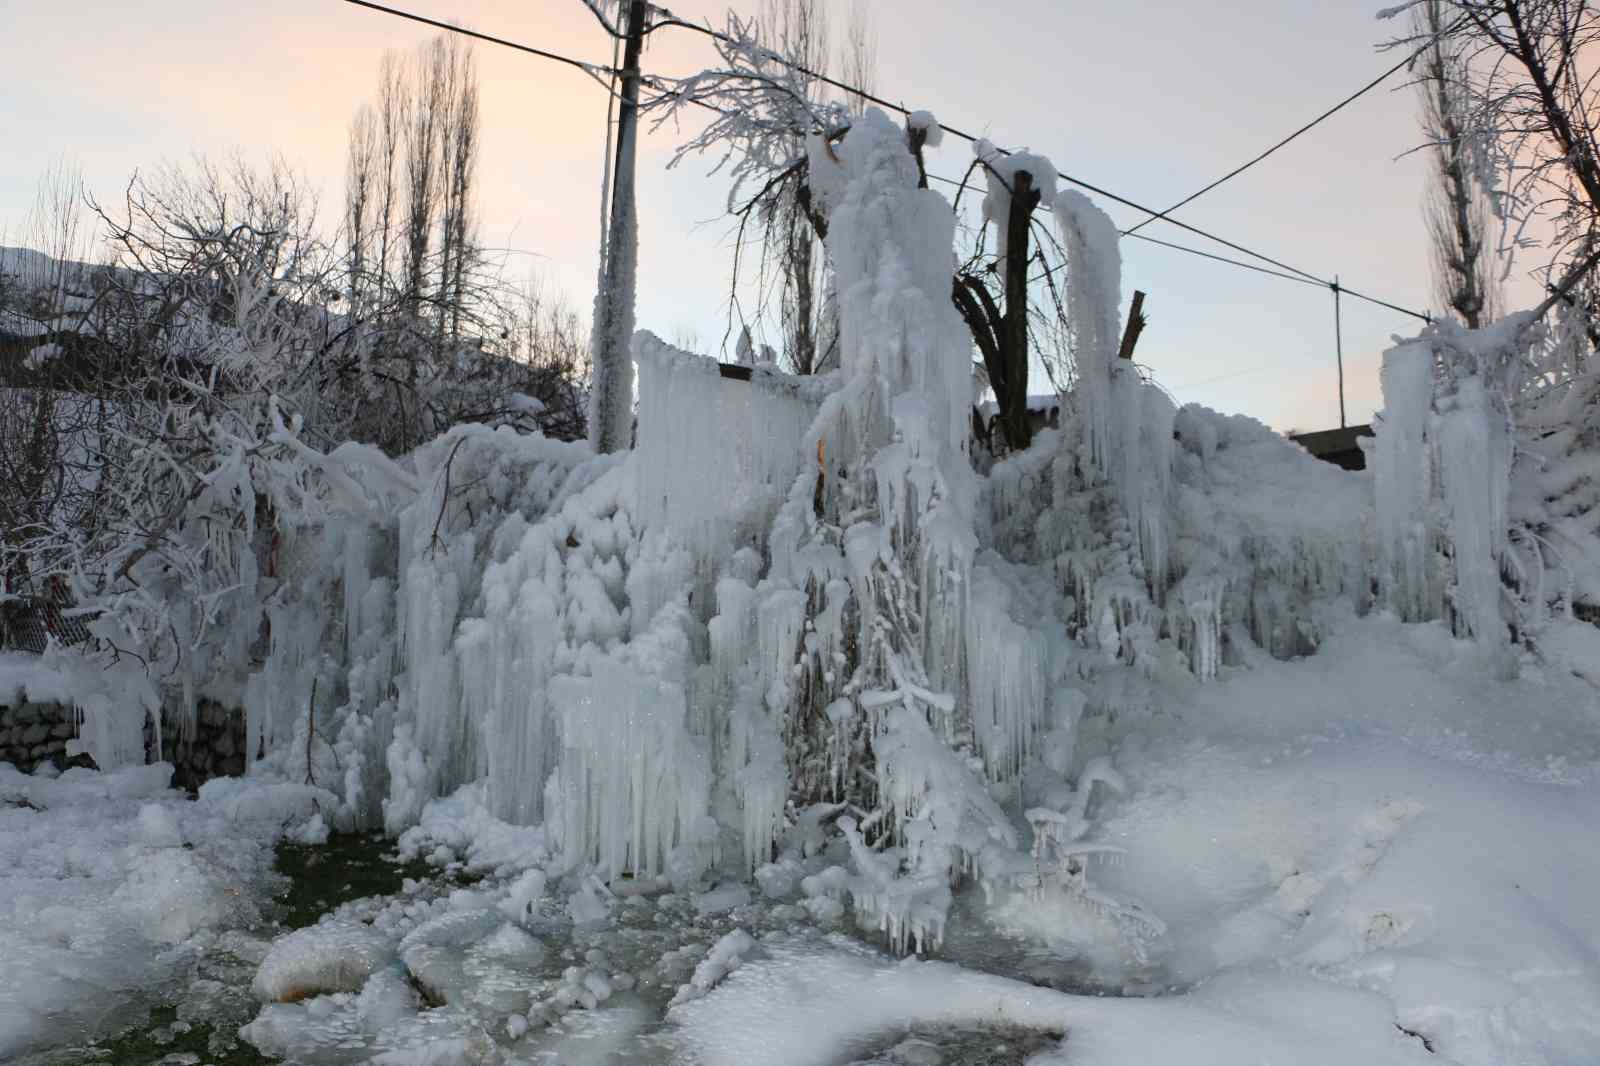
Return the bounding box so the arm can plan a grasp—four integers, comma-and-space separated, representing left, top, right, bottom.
1055, 188, 1123, 481
549, 625, 710, 879
965, 563, 1049, 779
633, 332, 825, 569
1437, 375, 1512, 645
1374, 339, 1438, 621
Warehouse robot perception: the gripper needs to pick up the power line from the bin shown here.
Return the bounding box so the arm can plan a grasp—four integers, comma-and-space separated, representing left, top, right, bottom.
340, 0, 1433, 325
1056, 175, 1331, 285
1165, 362, 1282, 390
649, 11, 991, 143
1122, 49, 1421, 238
1122, 15, 1472, 239
1335, 281, 1431, 322
930, 171, 1432, 324
337, 0, 614, 80
651, 12, 1432, 322
1123, 232, 1326, 289
928, 171, 1314, 289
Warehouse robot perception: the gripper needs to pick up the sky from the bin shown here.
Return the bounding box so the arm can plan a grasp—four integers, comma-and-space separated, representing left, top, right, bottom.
0, 0, 1545, 432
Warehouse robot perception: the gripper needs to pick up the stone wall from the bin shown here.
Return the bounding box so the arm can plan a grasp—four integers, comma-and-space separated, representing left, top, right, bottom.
0, 700, 86, 772
0, 693, 247, 787
146, 699, 249, 791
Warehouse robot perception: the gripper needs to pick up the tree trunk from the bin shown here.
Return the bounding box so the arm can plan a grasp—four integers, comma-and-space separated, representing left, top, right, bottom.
999, 170, 1040, 453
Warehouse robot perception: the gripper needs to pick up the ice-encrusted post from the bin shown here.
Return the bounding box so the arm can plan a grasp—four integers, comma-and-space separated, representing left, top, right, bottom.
589, 0, 647, 454
1437, 374, 1512, 645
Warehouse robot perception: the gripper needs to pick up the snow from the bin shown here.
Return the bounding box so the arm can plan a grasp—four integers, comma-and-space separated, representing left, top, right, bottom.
0, 762, 278, 1058
252, 919, 397, 1002
668, 609, 1600, 1066
666, 933, 1434, 1066
905, 110, 943, 148
974, 140, 1059, 261
22, 342, 61, 369
668, 927, 755, 1005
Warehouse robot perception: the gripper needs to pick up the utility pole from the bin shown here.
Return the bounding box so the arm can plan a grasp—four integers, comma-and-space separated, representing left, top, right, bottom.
589, 0, 648, 453
1332, 276, 1346, 430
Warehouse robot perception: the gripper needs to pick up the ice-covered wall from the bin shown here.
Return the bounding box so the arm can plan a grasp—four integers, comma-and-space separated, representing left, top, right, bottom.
633, 333, 826, 569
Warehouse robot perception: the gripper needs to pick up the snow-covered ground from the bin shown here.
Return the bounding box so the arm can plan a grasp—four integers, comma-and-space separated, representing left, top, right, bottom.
667, 609, 1600, 1066
156, 606, 1591, 1066
0, 761, 332, 1060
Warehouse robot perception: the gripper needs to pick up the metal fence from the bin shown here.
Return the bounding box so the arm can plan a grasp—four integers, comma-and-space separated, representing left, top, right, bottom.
0, 595, 92, 654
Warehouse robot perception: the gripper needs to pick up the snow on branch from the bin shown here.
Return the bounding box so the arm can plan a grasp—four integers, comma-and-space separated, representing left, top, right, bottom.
641, 12, 851, 215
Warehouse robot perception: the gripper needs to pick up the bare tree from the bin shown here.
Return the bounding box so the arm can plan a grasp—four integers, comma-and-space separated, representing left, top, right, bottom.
376, 51, 409, 307
1388, 0, 1600, 302
1382, 1, 1600, 637
954, 157, 1046, 453
0, 158, 98, 598
495, 274, 591, 442
763, 0, 831, 375
1414, 0, 1501, 328
649, 7, 1076, 453
346, 104, 379, 315
644, 7, 866, 376
402, 39, 444, 314
345, 32, 490, 449
441, 70, 480, 343
840, 0, 877, 118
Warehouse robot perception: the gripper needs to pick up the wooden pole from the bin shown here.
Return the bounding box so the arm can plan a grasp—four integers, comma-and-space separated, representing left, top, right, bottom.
1333, 277, 1346, 429
1001, 170, 1039, 452
1118, 290, 1147, 360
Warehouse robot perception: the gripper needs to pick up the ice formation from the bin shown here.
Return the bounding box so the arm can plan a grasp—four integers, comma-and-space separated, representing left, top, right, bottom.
212, 106, 1380, 964
633, 332, 826, 568
24, 100, 1591, 1056
1371, 322, 1524, 650
1055, 188, 1125, 483
1373, 338, 1438, 621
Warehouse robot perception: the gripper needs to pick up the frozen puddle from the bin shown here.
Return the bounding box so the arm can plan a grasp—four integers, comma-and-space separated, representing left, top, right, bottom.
930, 885, 1162, 997
8, 821, 443, 1066
839, 1024, 1064, 1066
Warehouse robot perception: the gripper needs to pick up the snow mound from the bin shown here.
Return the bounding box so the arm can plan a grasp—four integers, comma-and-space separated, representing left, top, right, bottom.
252, 919, 398, 1002
665, 935, 1433, 1066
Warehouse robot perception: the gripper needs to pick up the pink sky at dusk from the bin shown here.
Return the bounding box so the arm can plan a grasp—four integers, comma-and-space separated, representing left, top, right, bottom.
0, 0, 1545, 432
